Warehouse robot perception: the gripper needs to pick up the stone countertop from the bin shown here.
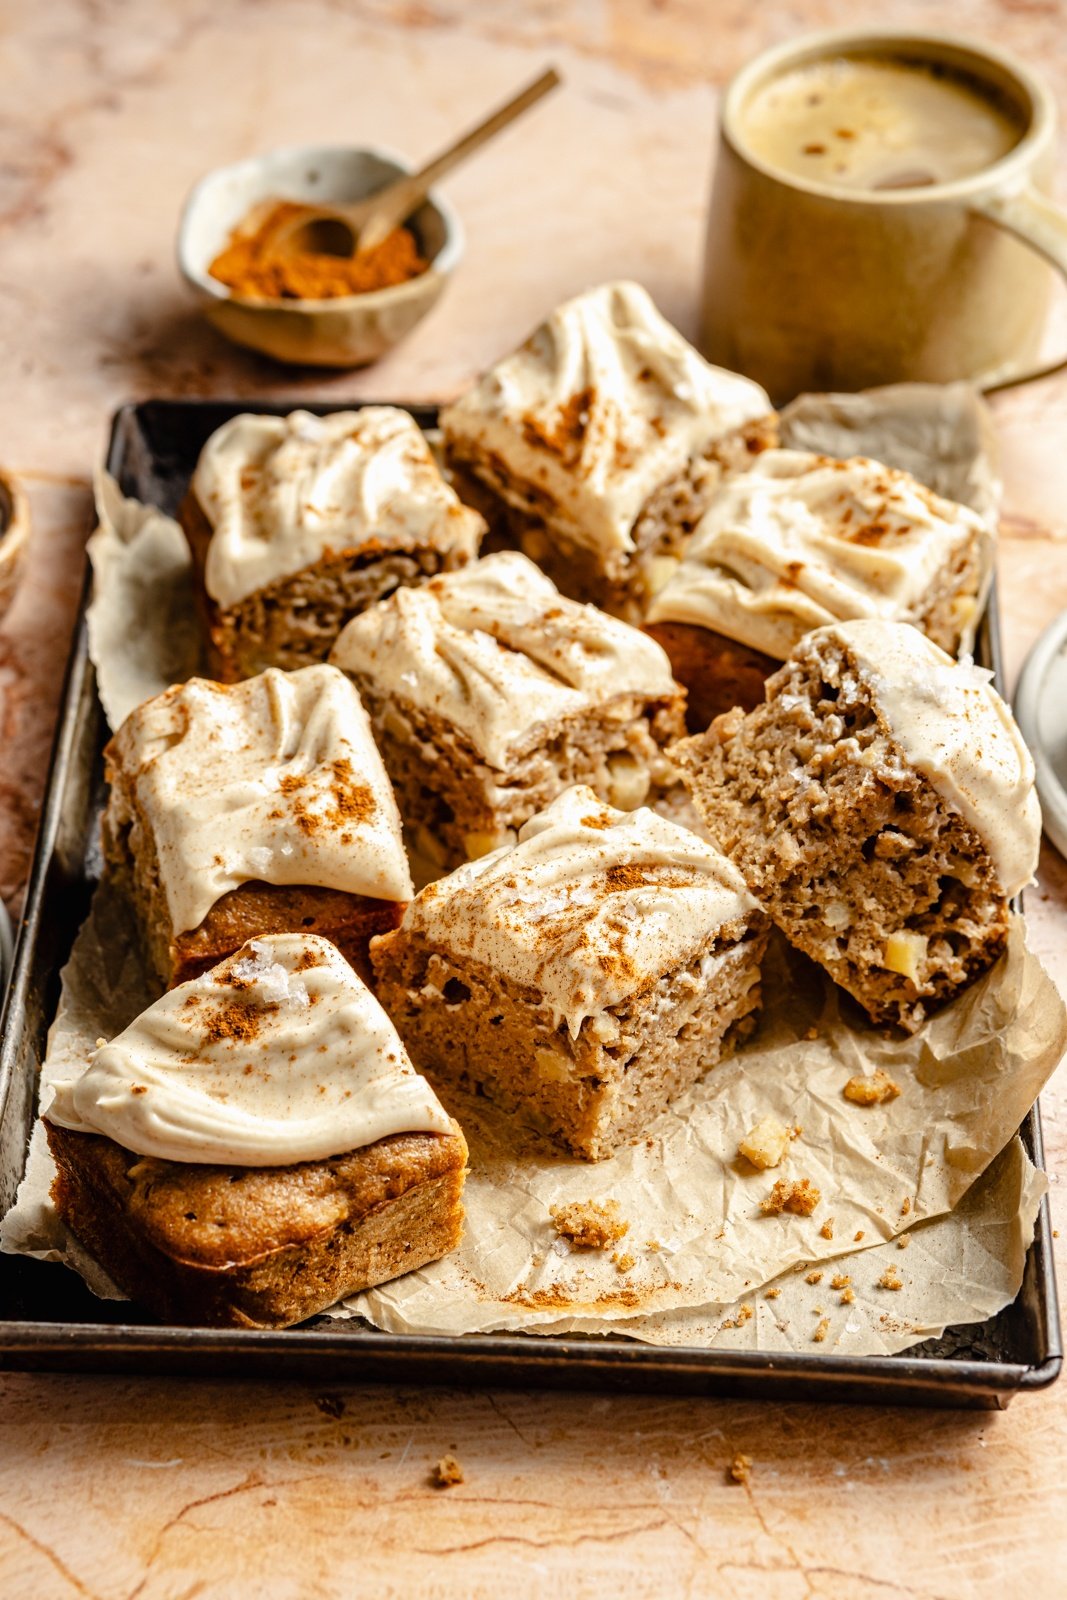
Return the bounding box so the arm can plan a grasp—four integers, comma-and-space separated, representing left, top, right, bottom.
1, 3, 1066, 1596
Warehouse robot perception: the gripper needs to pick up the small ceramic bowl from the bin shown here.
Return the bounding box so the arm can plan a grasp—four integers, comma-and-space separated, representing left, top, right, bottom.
0, 468, 29, 622
178, 144, 464, 368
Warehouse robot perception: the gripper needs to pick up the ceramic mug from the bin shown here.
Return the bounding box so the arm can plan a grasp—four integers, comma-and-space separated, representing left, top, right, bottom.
701, 29, 1067, 401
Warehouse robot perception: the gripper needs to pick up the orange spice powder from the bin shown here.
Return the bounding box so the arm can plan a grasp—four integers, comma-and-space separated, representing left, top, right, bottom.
208, 199, 429, 301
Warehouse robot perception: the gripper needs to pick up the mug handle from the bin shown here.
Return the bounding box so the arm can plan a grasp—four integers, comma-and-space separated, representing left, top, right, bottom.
970, 187, 1067, 393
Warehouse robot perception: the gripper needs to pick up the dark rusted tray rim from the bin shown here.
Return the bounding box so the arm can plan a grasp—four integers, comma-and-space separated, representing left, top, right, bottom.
0, 398, 1060, 1407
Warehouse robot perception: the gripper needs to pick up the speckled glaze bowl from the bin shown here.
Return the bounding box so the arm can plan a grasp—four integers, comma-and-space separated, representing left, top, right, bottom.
178, 144, 464, 368
0, 468, 29, 622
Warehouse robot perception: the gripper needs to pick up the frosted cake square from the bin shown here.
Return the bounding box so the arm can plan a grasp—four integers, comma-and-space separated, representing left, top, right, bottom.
673, 619, 1040, 1031
102, 663, 413, 988
646, 450, 990, 731
181, 406, 484, 680
439, 282, 775, 621
330, 551, 687, 872
371, 786, 769, 1159
44, 934, 468, 1329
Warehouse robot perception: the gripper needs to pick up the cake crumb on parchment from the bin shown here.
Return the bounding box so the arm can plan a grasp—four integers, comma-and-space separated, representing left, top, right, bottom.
550, 1199, 628, 1250
727, 1453, 752, 1485
761, 1178, 820, 1217
843, 1068, 901, 1106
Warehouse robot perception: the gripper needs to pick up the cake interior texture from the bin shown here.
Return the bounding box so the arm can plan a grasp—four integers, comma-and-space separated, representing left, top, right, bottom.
45, 1121, 467, 1329
372, 911, 768, 1161
183, 490, 470, 681
673, 632, 1011, 1031
364, 691, 686, 872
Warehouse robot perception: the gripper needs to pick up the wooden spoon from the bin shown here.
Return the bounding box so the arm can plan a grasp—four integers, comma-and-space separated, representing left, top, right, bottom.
269, 66, 560, 260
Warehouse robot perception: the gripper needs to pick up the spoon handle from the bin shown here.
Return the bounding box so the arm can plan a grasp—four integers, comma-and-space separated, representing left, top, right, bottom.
358, 66, 560, 252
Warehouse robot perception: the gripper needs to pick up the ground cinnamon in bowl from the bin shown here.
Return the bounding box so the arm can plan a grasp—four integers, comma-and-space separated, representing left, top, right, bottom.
208, 199, 429, 301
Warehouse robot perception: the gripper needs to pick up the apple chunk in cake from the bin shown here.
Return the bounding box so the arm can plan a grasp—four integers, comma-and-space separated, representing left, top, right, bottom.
371, 786, 769, 1159
102, 664, 413, 988
330, 552, 687, 872
646, 450, 992, 730
181, 407, 484, 680
439, 281, 774, 622
672, 619, 1040, 1031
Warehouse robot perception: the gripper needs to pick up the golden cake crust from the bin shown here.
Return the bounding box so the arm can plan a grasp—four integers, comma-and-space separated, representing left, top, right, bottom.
46, 1118, 468, 1328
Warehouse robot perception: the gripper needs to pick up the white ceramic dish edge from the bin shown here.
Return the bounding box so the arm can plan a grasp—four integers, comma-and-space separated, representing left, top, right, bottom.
1013, 607, 1067, 860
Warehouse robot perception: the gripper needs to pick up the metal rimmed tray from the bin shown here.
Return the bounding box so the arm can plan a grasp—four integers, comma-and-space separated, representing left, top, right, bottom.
0, 398, 1060, 1406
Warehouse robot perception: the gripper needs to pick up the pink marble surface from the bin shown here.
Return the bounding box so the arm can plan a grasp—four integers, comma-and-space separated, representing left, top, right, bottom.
2, 4, 1067, 1596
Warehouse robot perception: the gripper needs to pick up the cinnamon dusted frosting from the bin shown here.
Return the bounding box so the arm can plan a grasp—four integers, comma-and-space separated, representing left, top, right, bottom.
399, 785, 759, 1035
194, 407, 484, 609
647, 451, 991, 659
440, 281, 770, 555
330, 552, 678, 768
110, 664, 412, 936
823, 619, 1041, 896
45, 934, 453, 1165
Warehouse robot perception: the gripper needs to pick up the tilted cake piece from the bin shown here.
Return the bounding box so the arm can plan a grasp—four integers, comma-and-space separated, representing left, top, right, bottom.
44, 934, 468, 1328
440, 281, 775, 621
371, 786, 769, 1159
181, 407, 484, 680
673, 619, 1041, 1032
102, 664, 413, 988
646, 451, 992, 731
330, 551, 687, 871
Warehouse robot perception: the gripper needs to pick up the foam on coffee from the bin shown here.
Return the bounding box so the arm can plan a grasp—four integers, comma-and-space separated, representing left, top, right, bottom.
741, 54, 1024, 192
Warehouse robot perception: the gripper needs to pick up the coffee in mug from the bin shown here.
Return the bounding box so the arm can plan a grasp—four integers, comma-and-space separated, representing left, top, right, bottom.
740, 54, 1023, 192
701, 31, 1067, 400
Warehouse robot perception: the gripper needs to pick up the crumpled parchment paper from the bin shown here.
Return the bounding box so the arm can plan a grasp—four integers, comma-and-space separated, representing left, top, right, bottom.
331, 922, 1063, 1341
87, 470, 203, 731
3, 886, 1062, 1357
345, 1135, 1045, 1356
4, 385, 1061, 1360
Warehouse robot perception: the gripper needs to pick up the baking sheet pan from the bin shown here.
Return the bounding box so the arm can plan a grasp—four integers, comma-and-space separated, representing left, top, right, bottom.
0, 398, 1059, 1407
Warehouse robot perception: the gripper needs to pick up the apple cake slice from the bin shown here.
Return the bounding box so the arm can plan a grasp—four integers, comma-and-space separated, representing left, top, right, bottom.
672, 619, 1040, 1031
181, 406, 484, 680
646, 450, 991, 731
330, 551, 687, 872
45, 934, 467, 1328
440, 281, 775, 622
102, 663, 413, 988
371, 786, 769, 1159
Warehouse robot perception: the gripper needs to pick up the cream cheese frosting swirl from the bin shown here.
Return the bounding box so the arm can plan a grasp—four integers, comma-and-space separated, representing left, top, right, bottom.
194, 407, 484, 608
45, 934, 453, 1165
440, 281, 770, 555
330, 552, 679, 768
647, 451, 991, 659
826, 619, 1041, 897
110, 664, 413, 936
399, 785, 759, 1035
